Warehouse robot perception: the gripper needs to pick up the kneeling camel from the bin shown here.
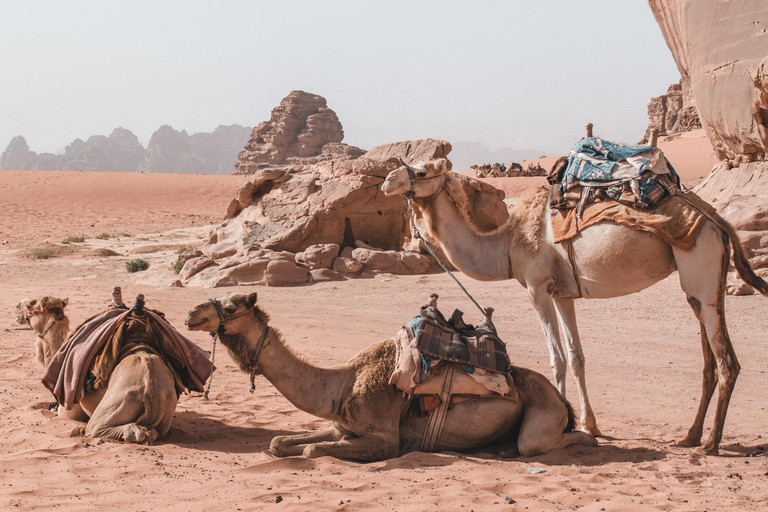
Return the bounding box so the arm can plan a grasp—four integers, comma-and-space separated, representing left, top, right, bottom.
185, 292, 596, 462
22, 291, 179, 443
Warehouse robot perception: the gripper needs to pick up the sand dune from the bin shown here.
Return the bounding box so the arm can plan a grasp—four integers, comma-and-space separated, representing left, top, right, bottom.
1, 163, 766, 511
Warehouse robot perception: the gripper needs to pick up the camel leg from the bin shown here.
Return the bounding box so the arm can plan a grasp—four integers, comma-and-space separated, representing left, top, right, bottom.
85, 388, 150, 443
302, 432, 400, 462
675, 320, 718, 448
552, 294, 601, 437
673, 224, 739, 456
527, 285, 568, 396
516, 370, 597, 457
270, 427, 345, 457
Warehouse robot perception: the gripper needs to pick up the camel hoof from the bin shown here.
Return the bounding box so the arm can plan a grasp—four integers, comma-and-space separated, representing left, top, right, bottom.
123, 424, 150, 444
269, 437, 289, 457
693, 445, 719, 456
69, 426, 87, 437
674, 437, 702, 448
302, 444, 322, 458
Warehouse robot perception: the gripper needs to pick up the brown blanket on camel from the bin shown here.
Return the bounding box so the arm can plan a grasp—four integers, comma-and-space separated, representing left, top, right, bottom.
42, 308, 213, 409
550, 190, 716, 251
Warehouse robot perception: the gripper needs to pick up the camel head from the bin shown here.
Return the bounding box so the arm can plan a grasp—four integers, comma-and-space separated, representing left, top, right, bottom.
14, 298, 33, 325
23, 295, 69, 332
381, 158, 453, 199
185, 292, 261, 336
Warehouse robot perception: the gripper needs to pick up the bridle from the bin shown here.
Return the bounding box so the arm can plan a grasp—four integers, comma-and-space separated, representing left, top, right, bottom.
206, 298, 270, 397
400, 160, 445, 200
26, 308, 60, 339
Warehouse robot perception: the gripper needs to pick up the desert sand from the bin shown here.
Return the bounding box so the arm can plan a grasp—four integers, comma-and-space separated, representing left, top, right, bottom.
1, 156, 766, 511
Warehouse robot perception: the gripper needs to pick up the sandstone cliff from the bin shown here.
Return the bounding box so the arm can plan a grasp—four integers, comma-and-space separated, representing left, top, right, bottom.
640, 80, 701, 143
649, 0, 768, 292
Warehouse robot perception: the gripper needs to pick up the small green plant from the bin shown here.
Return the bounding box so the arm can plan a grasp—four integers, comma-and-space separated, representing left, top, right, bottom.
176, 246, 194, 255
95, 233, 111, 240
61, 235, 85, 244
126, 259, 150, 273
95, 248, 120, 257
173, 260, 186, 274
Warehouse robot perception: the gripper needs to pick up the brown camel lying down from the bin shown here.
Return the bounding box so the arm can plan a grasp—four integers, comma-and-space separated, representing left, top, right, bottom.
185, 292, 597, 462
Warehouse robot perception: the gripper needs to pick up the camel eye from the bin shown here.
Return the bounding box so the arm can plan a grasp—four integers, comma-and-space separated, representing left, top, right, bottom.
224, 306, 237, 315
416, 171, 427, 178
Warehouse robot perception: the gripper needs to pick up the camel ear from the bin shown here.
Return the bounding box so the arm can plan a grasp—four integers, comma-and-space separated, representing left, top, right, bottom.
424, 158, 452, 174
246, 292, 258, 307
27, 298, 37, 307
62, 298, 69, 308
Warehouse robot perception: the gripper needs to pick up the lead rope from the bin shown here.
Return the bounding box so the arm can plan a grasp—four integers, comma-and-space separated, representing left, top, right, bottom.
203, 333, 217, 399
404, 197, 492, 326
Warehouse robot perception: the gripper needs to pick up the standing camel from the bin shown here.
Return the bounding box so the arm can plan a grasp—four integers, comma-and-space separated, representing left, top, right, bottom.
23, 292, 182, 443
381, 158, 768, 455
185, 292, 596, 461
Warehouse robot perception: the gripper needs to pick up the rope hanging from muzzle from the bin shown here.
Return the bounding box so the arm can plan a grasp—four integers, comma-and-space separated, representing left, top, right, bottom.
404, 196, 493, 326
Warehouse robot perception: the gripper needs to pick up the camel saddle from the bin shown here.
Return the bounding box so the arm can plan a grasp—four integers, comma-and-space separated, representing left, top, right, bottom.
389, 301, 513, 399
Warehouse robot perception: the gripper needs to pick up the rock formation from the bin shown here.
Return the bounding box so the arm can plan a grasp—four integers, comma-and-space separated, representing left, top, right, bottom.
640, 80, 701, 143
648, 0, 768, 293
181, 138, 509, 287
1, 125, 250, 173
234, 91, 364, 174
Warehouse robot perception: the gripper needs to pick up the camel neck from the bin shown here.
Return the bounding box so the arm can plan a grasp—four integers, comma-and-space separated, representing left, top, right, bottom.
241, 327, 353, 423
419, 191, 513, 281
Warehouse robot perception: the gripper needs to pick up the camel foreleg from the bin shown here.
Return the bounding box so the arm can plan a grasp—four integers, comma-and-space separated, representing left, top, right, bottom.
302, 433, 399, 462
527, 285, 567, 396
270, 427, 345, 457
552, 294, 601, 437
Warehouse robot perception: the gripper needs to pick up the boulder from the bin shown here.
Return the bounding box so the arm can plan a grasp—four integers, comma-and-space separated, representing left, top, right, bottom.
332, 256, 363, 274
310, 268, 346, 282
351, 248, 431, 275
265, 260, 310, 286
295, 243, 340, 269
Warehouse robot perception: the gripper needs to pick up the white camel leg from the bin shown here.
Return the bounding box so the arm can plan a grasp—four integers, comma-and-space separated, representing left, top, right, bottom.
527, 285, 568, 396
301, 432, 399, 461
673, 223, 739, 456
552, 294, 601, 436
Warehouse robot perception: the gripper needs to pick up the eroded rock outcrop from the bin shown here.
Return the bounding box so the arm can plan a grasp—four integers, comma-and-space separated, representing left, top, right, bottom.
649, 0, 768, 293
182, 138, 509, 287
640, 80, 701, 143
234, 91, 364, 174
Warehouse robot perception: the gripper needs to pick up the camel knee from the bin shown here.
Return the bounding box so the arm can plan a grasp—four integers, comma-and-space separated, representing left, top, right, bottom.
270, 436, 296, 457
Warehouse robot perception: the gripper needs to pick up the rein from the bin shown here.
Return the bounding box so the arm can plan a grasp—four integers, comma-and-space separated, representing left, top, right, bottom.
403, 194, 493, 326
205, 299, 270, 397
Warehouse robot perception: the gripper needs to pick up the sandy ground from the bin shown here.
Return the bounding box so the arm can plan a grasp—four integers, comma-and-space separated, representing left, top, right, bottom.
1, 162, 767, 511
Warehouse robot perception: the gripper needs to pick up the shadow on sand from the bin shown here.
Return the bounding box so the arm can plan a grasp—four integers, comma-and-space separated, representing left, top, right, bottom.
165, 410, 299, 454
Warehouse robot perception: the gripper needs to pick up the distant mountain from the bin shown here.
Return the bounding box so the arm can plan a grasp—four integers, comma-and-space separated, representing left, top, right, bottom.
448, 140, 547, 173
0, 125, 252, 174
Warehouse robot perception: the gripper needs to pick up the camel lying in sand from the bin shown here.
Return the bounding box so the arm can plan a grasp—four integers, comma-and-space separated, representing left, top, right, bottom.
20, 291, 178, 443
382, 157, 768, 455
185, 292, 596, 462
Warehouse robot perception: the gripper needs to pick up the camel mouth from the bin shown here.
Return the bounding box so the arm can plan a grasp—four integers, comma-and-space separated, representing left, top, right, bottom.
184, 318, 207, 331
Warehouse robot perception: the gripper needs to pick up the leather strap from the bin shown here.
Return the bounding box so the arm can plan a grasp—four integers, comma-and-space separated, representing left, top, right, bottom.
420, 364, 455, 452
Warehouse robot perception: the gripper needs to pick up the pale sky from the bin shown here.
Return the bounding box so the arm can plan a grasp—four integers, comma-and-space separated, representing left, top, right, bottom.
0, 1, 680, 156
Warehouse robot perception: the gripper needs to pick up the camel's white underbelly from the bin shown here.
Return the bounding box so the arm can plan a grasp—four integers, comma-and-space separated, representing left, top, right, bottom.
568, 222, 677, 299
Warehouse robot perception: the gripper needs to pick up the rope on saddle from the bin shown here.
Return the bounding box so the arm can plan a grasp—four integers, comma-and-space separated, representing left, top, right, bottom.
420, 364, 456, 452
404, 197, 492, 325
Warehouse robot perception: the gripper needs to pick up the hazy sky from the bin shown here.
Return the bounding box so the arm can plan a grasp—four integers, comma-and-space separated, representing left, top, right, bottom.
1, 1, 680, 156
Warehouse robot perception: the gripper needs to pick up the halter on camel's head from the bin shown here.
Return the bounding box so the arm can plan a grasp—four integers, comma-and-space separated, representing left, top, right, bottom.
24, 296, 69, 322
382, 157, 453, 201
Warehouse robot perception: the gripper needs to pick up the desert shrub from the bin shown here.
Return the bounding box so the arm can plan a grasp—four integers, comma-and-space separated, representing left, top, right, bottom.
61, 235, 85, 244
176, 246, 194, 254
126, 259, 150, 273
95, 233, 111, 240
26, 246, 74, 259
94, 248, 120, 257
173, 260, 186, 274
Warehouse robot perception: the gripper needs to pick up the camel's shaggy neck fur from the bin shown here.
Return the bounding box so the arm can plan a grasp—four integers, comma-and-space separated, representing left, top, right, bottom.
413, 177, 551, 281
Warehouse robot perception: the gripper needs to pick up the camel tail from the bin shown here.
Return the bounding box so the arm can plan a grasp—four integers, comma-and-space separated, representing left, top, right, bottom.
715, 211, 768, 296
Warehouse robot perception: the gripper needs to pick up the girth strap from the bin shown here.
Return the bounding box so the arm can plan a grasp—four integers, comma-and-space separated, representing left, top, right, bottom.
420, 364, 455, 452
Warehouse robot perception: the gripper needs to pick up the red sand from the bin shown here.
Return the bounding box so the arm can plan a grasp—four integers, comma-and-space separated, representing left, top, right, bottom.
1, 157, 766, 511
